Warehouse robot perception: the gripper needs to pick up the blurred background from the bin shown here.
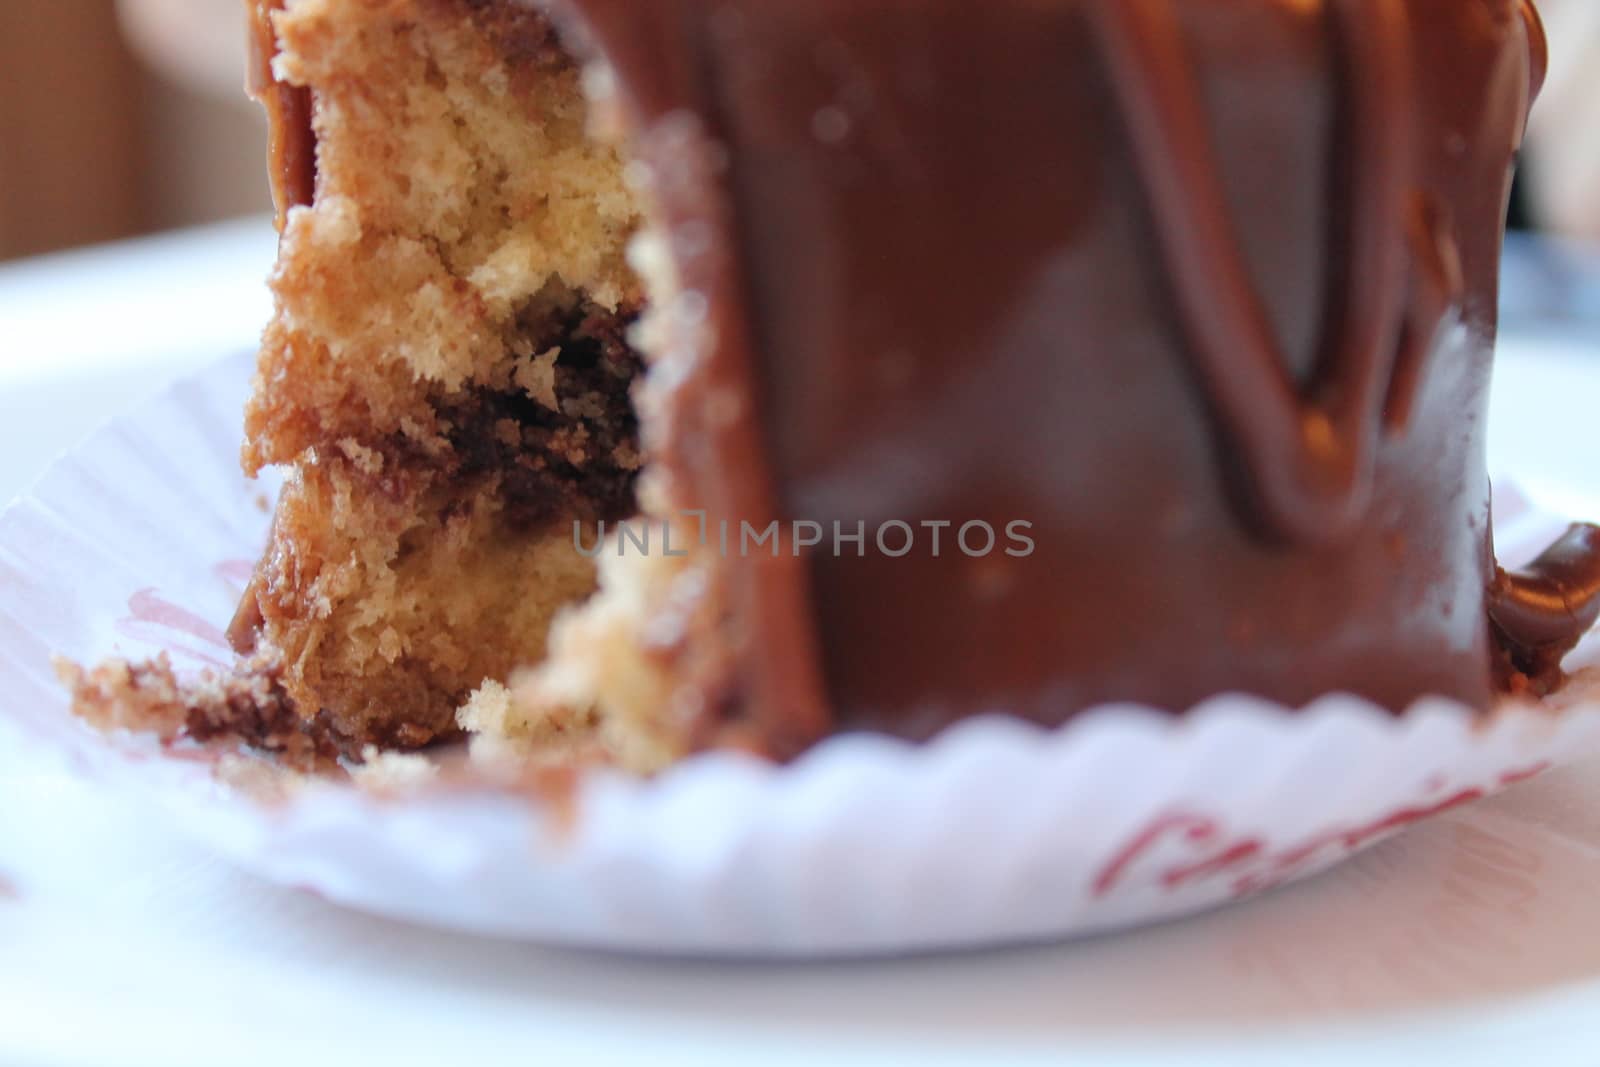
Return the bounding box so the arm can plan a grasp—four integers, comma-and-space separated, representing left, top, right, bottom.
0, 0, 264, 261
1, 0, 1597, 262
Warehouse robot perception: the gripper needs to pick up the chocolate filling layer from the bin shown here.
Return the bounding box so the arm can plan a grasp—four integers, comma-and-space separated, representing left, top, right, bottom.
439, 296, 644, 531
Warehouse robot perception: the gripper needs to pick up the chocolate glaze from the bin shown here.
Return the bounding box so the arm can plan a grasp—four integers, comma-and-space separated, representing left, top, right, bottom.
252, 1, 1600, 751
557, 0, 1600, 746
1491, 524, 1600, 687
249, 0, 315, 228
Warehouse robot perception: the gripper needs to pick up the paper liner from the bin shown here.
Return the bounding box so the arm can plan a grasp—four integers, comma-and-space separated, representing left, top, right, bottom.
4, 350, 1600, 957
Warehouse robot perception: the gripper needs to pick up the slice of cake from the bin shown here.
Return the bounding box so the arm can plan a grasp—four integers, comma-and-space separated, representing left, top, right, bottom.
66, 0, 1600, 773
231, 0, 647, 755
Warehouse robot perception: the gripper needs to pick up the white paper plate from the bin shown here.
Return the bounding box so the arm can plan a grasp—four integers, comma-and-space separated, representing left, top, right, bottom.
3, 349, 1600, 957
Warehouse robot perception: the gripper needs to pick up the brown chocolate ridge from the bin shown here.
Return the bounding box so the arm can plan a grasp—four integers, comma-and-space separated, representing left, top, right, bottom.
1091, 0, 1414, 543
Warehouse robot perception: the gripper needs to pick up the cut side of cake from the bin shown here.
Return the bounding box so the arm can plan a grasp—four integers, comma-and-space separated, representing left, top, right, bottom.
226, 0, 749, 770
234, 0, 637, 748
65, 0, 1600, 776
67, 0, 717, 771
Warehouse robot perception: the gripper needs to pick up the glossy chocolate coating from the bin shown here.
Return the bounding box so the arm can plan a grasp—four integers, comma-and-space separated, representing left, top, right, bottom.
252, 0, 1600, 754
1491, 523, 1600, 687
560, 0, 1599, 750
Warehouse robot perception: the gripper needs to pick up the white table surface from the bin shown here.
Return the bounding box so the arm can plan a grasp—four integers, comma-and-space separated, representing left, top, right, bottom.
6, 219, 1600, 1066
0, 218, 277, 510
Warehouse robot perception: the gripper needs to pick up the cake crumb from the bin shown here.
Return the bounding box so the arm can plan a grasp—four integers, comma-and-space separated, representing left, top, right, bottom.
513, 347, 563, 410
458, 678, 516, 736
458, 679, 527, 768
458, 677, 606, 769
57, 653, 352, 771
55, 654, 191, 739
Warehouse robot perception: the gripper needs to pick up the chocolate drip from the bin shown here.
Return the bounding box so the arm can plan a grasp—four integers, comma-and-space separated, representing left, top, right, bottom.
1090, 0, 1410, 542
1523, 0, 1550, 104
249, 0, 316, 228
1491, 524, 1600, 686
